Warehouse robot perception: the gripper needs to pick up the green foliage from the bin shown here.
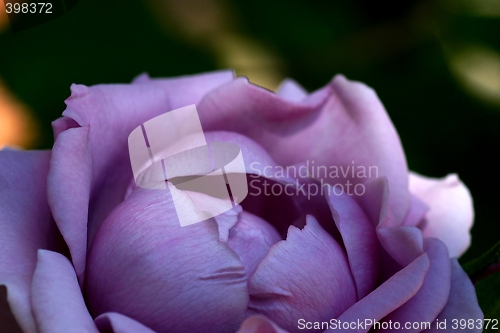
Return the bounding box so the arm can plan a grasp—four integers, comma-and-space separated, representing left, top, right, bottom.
475, 273, 500, 330
462, 240, 500, 276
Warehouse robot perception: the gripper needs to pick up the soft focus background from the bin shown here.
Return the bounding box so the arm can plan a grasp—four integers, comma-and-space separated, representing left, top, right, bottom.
0, 0, 499, 302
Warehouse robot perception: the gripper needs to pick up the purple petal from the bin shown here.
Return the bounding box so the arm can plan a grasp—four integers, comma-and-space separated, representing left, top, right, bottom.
198, 75, 409, 222
374, 238, 451, 333
377, 226, 424, 267
247, 215, 357, 333
0, 150, 63, 333
325, 254, 430, 333
131, 70, 234, 110
409, 172, 474, 257
236, 315, 290, 333
423, 259, 483, 333
357, 178, 403, 280
227, 211, 282, 277
86, 187, 248, 333
51, 116, 80, 140
326, 191, 379, 299
276, 79, 308, 102
47, 126, 91, 285
354, 177, 390, 227
60, 71, 235, 250
95, 312, 157, 333
403, 194, 429, 227
31, 250, 98, 333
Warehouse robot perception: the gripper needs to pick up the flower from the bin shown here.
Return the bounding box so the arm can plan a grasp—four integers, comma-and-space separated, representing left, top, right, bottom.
0, 70, 483, 333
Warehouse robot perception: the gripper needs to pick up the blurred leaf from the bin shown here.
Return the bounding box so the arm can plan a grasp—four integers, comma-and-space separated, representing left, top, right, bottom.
461, 240, 500, 276
475, 272, 500, 328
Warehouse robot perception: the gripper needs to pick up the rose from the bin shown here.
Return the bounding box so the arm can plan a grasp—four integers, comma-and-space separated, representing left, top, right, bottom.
0, 70, 483, 333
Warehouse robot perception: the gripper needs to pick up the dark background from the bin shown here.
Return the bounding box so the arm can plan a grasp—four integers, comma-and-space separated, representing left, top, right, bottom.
0, 0, 499, 264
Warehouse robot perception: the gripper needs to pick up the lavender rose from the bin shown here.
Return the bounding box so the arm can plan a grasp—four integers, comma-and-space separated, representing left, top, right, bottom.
0, 70, 483, 333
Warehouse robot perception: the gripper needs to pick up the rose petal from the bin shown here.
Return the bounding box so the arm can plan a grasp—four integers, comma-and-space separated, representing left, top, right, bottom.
423, 259, 483, 333
86, 187, 248, 333
409, 172, 474, 257
326, 191, 379, 299
198, 75, 409, 222
47, 126, 91, 284
227, 211, 282, 278
0, 150, 62, 333
374, 238, 451, 333
377, 226, 424, 267
61, 71, 235, 251
236, 315, 290, 333
31, 250, 98, 333
132, 70, 234, 110
247, 215, 357, 333
356, 178, 403, 280
95, 312, 157, 333
326, 254, 430, 333
403, 194, 429, 227
0, 286, 23, 333
276, 79, 308, 102
51, 116, 80, 140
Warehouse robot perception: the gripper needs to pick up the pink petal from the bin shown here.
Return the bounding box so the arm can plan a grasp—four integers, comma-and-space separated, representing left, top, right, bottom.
47, 126, 91, 285
423, 259, 483, 333
247, 215, 356, 333
60, 71, 235, 251
198, 75, 409, 222
236, 315, 290, 333
326, 191, 379, 299
374, 238, 451, 333
86, 188, 248, 333
409, 172, 474, 257
276, 79, 308, 102
31, 250, 98, 333
95, 312, 157, 333
0, 150, 63, 333
326, 254, 430, 333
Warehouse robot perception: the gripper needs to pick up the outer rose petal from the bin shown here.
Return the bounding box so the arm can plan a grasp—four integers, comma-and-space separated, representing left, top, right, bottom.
47, 126, 92, 285
31, 250, 99, 333
375, 238, 451, 333
248, 215, 357, 333
326, 254, 430, 333
276, 79, 308, 102
0, 150, 63, 333
95, 312, 157, 333
423, 259, 483, 333
237, 315, 290, 333
86, 187, 248, 333
60, 70, 235, 254
409, 172, 474, 257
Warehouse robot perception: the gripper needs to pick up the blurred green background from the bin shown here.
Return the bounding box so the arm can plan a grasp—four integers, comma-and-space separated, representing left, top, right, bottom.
0, 0, 499, 264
